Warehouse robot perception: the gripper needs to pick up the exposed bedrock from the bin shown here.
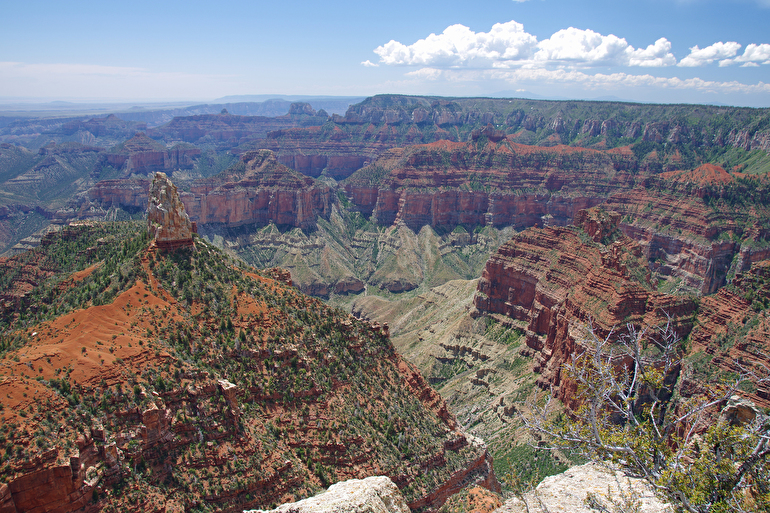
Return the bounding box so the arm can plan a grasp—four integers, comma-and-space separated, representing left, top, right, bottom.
473, 207, 697, 407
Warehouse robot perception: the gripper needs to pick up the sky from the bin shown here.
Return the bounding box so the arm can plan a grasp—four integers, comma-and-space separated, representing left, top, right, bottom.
1, 0, 769, 107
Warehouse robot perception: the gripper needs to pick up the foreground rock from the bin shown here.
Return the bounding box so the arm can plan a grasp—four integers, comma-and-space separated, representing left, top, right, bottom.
247, 476, 410, 513
494, 463, 672, 513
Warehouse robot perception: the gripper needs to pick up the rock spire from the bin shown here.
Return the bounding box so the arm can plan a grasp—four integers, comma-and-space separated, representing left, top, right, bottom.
147, 172, 194, 248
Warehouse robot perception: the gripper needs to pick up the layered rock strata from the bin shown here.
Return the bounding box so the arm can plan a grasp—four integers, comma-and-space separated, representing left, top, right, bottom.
343, 140, 638, 232
0, 224, 500, 512
255, 95, 770, 181
98, 132, 201, 177
473, 207, 696, 406
180, 150, 333, 230
147, 172, 195, 247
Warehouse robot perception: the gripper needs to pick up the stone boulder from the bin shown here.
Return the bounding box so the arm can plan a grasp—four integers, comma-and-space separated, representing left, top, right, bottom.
247, 476, 409, 513
494, 463, 672, 513
147, 172, 194, 248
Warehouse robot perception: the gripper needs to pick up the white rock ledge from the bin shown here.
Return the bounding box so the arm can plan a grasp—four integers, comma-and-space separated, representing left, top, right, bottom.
494, 462, 673, 513
245, 476, 410, 513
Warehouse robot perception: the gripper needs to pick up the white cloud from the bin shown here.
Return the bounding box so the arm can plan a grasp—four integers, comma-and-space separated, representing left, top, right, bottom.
361, 60, 379, 67
534, 28, 632, 66
723, 43, 770, 66
628, 38, 677, 67
404, 66, 770, 96
374, 21, 538, 67
677, 41, 742, 67
374, 21, 675, 70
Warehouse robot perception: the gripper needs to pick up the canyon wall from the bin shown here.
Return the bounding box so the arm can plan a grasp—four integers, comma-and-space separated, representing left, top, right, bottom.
473, 208, 697, 407
254, 95, 770, 181
85, 150, 333, 231
180, 150, 333, 230
98, 132, 201, 177
343, 140, 639, 232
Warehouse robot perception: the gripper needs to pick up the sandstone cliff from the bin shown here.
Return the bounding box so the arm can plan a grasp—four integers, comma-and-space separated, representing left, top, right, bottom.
473, 207, 697, 407
181, 150, 333, 230
343, 140, 637, 232
97, 132, 201, 178
253, 95, 770, 182
494, 462, 672, 513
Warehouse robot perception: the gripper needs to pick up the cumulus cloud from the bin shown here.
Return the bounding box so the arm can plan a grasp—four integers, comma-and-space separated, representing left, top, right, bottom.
677, 41, 742, 67
628, 38, 678, 67
374, 21, 538, 67
534, 28, 631, 66
361, 60, 379, 67
723, 43, 770, 67
374, 21, 675, 69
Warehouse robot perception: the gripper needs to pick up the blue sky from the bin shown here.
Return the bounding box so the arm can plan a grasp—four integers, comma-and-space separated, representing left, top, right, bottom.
1, 0, 769, 107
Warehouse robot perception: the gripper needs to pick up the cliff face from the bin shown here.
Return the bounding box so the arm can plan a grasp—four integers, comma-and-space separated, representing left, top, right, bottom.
181, 150, 333, 230
473, 208, 697, 407
98, 132, 201, 177
343, 140, 638, 232
84, 150, 334, 231
252, 95, 770, 181
682, 261, 770, 409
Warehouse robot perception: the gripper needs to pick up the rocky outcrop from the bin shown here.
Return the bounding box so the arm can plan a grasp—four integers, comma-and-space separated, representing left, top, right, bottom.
98, 132, 201, 177
343, 141, 638, 232
474, 207, 696, 406
147, 172, 194, 247
494, 463, 672, 513
181, 150, 332, 230
147, 106, 327, 150
86, 178, 151, 210
85, 150, 334, 231
248, 476, 410, 513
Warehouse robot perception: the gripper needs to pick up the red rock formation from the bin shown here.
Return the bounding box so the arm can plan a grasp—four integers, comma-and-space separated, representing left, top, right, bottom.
180, 150, 332, 230
474, 207, 696, 406
148, 112, 312, 148
85, 151, 334, 231
147, 172, 194, 247
99, 132, 201, 177
344, 140, 638, 231
87, 179, 150, 210
684, 261, 770, 409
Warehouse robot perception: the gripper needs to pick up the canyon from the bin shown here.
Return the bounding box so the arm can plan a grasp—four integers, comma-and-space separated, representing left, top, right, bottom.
2, 94, 770, 511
